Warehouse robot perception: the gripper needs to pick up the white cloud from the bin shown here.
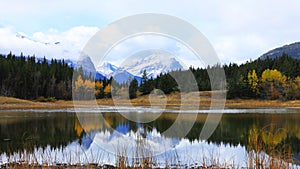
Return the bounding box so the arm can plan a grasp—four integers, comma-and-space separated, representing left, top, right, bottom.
0, 26, 99, 60
213, 35, 270, 64
1, 0, 300, 64
102, 35, 203, 67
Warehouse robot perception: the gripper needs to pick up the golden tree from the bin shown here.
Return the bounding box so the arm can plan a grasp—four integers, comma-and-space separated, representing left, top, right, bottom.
75, 75, 84, 91
261, 69, 286, 99
248, 70, 259, 96
94, 81, 104, 98
104, 83, 112, 98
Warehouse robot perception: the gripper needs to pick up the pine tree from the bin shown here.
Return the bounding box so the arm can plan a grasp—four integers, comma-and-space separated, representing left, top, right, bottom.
139, 70, 153, 95
129, 78, 138, 99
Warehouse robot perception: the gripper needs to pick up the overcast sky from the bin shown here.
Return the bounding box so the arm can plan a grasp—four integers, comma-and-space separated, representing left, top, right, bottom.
0, 0, 300, 66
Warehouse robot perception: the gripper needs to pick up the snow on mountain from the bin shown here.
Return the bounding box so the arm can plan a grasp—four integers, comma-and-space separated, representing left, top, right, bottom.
74, 55, 108, 80
94, 50, 187, 83
1, 28, 187, 82
109, 67, 141, 84
121, 50, 187, 78
96, 62, 118, 78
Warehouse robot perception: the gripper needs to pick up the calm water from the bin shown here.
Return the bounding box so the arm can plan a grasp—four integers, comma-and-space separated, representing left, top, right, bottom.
0, 108, 299, 167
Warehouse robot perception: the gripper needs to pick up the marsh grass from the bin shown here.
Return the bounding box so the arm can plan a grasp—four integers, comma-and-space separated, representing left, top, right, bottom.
0, 142, 296, 169
246, 124, 295, 169
2, 92, 300, 110
0, 126, 297, 169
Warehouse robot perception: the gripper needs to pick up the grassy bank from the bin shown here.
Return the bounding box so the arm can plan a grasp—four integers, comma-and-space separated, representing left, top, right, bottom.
1, 91, 300, 110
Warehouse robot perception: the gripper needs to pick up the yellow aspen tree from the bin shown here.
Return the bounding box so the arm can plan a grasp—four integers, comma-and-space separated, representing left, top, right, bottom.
104, 83, 111, 93
248, 70, 259, 95
84, 79, 94, 90
83, 79, 94, 99
261, 69, 286, 85
104, 83, 112, 98
75, 75, 84, 92
261, 69, 287, 99
95, 81, 103, 89
94, 81, 103, 96
294, 76, 300, 87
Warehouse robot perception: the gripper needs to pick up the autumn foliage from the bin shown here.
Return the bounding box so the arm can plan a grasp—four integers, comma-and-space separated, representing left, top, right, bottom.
74, 75, 112, 100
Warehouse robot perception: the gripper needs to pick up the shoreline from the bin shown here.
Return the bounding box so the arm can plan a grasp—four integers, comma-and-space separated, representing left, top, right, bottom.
1, 91, 300, 110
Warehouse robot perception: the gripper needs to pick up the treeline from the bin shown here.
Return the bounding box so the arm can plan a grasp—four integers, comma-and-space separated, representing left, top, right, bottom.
2, 52, 300, 101
0, 52, 115, 101
0, 53, 74, 100
137, 53, 300, 100
71, 53, 300, 100
225, 54, 300, 99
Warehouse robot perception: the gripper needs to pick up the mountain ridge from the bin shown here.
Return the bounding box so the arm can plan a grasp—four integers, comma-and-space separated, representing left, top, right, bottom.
260, 42, 300, 60
120, 50, 187, 78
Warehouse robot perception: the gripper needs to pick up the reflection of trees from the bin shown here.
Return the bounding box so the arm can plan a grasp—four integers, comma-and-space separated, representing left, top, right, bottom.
247, 124, 294, 168
95, 113, 300, 154
245, 114, 300, 154
79, 112, 300, 154
2, 111, 299, 156
261, 125, 287, 146
0, 112, 78, 154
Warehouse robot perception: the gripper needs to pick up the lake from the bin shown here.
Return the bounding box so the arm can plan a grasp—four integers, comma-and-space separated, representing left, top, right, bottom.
0, 107, 299, 168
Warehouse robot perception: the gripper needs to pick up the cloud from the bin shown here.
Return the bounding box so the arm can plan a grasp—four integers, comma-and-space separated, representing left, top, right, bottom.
213, 35, 269, 64
0, 26, 99, 60
1, 0, 300, 64
101, 34, 203, 68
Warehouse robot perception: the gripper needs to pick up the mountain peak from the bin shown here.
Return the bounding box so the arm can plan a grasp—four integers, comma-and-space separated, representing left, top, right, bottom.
121, 50, 187, 78
97, 62, 118, 78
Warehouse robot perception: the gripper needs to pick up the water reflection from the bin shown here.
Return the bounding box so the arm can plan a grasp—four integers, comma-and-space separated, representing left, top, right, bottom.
0, 109, 300, 167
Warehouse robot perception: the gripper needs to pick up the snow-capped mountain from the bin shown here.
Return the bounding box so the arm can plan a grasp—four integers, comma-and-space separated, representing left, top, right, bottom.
76, 55, 96, 75
121, 50, 187, 78
96, 62, 118, 78
107, 68, 141, 84
76, 55, 108, 80
94, 50, 187, 83
2, 28, 186, 83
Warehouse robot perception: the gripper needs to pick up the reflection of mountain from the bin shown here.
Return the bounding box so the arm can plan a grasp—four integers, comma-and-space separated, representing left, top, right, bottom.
76, 111, 300, 153
80, 134, 93, 150
1, 111, 300, 167
115, 123, 130, 134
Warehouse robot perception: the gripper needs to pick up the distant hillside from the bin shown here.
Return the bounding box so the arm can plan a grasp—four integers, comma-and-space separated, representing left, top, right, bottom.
260, 42, 300, 60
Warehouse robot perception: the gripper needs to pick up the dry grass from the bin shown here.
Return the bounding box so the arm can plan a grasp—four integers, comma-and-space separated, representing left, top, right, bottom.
247, 125, 295, 169
1, 125, 296, 169
2, 143, 295, 169
2, 91, 300, 110
0, 96, 35, 104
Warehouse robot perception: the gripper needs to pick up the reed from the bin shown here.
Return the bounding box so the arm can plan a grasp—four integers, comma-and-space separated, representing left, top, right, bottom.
246, 124, 294, 169
1, 128, 297, 169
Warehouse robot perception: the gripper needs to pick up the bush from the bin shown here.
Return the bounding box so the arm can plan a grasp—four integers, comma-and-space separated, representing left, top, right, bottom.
36, 96, 56, 102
